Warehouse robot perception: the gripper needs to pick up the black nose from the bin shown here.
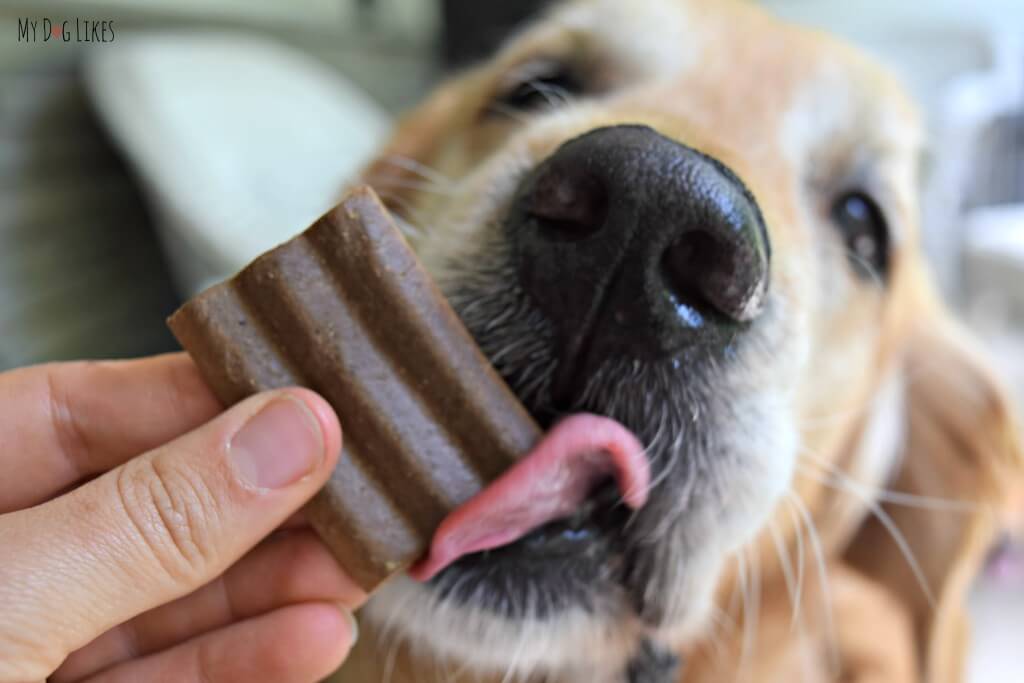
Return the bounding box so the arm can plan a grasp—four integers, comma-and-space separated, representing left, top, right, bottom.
508, 125, 770, 394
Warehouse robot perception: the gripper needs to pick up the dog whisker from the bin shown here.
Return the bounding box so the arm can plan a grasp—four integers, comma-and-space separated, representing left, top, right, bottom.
735, 546, 762, 683
527, 79, 577, 108
733, 551, 749, 683
767, 518, 800, 631
769, 515, 820, 683
796, 620, 819, 683
787, 491, 839, 678
499, 629, 525, 683
841, 244, 887, 290
785, 500, 807, 632
377, 153, 456, 187
485, 102, 534, 125
366, 175, 462, 197
382, 632, 401, 683
367, 189, 432, 238
704, 606, 735, 669
796, 456, 938, 608
799, 450, 980, 512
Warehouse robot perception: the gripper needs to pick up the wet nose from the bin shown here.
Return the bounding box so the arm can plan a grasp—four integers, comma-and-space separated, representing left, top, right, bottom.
507, 124, 770, 389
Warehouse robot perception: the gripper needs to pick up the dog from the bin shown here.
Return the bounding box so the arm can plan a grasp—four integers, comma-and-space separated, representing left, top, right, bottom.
333, 0, 1024, 681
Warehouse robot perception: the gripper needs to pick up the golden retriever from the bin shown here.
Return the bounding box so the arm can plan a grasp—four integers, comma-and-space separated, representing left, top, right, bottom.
334, 0, 1024, 681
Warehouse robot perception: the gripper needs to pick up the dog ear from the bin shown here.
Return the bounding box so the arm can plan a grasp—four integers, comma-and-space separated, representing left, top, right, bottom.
844, 270, 1023, 683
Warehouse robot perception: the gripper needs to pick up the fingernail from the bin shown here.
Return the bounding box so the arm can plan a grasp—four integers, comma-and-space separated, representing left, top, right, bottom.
339, 605, 360, 646
230, 396, 324, 489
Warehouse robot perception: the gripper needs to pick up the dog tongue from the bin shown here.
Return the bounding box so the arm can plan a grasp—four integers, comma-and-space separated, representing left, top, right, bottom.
409, 414, 649, 581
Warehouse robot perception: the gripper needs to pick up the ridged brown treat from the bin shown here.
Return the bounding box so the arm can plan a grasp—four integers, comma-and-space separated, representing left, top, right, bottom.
168, 186, 540, 591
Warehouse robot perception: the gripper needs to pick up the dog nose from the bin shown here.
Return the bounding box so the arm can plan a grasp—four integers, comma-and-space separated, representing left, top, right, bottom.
508, 124, 770, 374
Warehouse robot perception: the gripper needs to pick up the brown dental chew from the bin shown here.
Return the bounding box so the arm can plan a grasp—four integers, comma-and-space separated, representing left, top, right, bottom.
168, 186, 540, 592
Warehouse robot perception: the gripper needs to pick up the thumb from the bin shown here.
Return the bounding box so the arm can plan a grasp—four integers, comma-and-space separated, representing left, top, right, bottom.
0, 389, 341, 681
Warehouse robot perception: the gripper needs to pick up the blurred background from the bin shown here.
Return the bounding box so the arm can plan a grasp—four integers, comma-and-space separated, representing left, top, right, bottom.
0, 0, 1021, 679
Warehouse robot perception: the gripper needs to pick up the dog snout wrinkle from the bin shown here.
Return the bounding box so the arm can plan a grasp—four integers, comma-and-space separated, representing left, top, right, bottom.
508, 124, 770, 400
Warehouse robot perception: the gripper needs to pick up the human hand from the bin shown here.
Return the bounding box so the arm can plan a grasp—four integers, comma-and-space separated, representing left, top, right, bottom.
0, 354, 365, 682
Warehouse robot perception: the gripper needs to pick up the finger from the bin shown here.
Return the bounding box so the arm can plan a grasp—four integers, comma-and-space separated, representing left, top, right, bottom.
53, 530, 367, 682
0, 353, 222, 512
84, 603, 357, 683
0, 389, 342, 680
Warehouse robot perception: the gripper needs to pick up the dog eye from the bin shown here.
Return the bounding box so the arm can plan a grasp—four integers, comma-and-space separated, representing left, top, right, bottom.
491, 64, 583, 114
830, 191, 889, 281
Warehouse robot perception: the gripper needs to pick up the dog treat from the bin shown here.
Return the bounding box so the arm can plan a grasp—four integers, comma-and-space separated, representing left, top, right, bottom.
168, 187, 540, 592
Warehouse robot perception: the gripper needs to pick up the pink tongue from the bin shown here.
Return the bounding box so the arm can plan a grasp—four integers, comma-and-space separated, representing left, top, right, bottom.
409, 414, 649, 581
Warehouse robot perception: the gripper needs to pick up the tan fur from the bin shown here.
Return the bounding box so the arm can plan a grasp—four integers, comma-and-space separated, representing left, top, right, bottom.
335, 1, 1024, 681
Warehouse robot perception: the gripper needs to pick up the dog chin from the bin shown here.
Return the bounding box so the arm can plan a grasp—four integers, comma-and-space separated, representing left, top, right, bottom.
361, 572, 714, 680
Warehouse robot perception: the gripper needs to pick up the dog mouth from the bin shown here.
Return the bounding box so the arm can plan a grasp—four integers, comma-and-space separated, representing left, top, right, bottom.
410, 413, 652, 581
403, 122, 773, 618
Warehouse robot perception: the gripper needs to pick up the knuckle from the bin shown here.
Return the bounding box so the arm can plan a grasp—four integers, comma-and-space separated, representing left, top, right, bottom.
115, 456, 222, 586
44, 365, 91, 473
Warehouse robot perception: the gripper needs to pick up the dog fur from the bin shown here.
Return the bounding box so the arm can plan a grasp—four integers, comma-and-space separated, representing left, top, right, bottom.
333, 1, 1024, 681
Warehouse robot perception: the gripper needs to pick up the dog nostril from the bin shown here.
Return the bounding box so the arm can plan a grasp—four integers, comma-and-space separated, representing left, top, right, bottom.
661, 231, 728, 325
662, 229, 765, 324
510, 125, 772, 365
526, 168, 608, 240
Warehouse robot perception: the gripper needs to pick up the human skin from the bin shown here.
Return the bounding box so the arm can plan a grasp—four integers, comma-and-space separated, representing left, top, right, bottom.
0, 353, 364, 683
